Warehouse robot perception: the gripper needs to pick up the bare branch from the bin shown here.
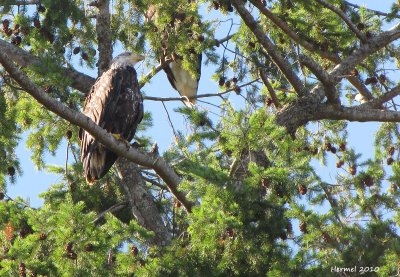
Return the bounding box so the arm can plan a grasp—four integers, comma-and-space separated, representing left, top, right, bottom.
215, 34, 235, 45
0, 39, 95, 93
315, 0, 365, 42
95, 0, 112, 75
139, 58, 173, 88
230, 0, 306, 96
0, 50, 194, 213
142, 175, 168, 190
143, 79, 259, 102
347, 76, 374, 101
258, 68, 281, 108
93, 201, 128, 223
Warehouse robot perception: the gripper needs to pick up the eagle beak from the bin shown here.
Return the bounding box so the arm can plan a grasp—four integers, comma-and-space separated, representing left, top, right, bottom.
133, 54, 145, 63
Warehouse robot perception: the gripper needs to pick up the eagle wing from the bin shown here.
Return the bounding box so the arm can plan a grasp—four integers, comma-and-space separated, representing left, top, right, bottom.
79, 66, 143, 183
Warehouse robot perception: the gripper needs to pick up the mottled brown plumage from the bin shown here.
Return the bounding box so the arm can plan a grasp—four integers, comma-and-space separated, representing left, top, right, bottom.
79, 52, 144, 183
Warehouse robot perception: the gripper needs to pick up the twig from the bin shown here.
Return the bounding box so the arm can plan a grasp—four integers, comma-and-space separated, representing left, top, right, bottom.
162, 101, 178, 140
65, 141, 69, 177
92, 201, 128, 223
139, 58, 173, 88
344, 1, 400, 18
142, 175, 168, 190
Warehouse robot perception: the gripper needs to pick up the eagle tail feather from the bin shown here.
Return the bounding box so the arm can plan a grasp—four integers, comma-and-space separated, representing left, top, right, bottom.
82, 142, 118, 184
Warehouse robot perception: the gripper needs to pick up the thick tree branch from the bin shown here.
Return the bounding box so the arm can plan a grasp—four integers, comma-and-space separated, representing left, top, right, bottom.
115, 159, 172, 246
315, 0, 365, 42
298, 54, 339, 104
368, 84, 400, 108
317, 105, 400, 122
0, 50, 193, 213
231, 0, 305, 96
95, 0, 112, 75
329, 23, 400, 83
0, 39, 95, 93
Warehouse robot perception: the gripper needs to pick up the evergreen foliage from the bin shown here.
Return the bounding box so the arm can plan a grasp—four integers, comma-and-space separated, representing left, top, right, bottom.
1, 0, 400, 276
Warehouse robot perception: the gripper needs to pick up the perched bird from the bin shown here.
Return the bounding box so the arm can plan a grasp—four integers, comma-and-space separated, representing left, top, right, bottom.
163, 54, 202, 108
79, 52, 144, 183
145, 5, 202, 107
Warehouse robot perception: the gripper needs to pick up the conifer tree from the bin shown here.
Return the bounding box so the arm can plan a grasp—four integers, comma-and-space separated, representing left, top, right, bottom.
1, 0, 400, 275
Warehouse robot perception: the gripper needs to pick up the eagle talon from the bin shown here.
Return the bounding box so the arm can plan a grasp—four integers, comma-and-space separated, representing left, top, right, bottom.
112, 133, 131, 149
181, 96, 195, 108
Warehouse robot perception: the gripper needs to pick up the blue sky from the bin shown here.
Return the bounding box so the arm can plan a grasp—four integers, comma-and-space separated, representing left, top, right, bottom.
7, 0, 396, 207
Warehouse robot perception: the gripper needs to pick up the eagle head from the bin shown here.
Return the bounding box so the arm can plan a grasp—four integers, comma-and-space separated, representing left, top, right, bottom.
111, 52, 145, 68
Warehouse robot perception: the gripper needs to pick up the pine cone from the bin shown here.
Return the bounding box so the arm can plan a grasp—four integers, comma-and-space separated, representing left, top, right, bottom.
298, 185, 307, 195
299, 221, 307, 233
65, 242, 73, 252
131, 246, 139, 256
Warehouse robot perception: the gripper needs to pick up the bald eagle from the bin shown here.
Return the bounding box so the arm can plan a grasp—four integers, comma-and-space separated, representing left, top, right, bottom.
145, 5, 202, 107
79, 52, 144, 183
163, 54, 202, 108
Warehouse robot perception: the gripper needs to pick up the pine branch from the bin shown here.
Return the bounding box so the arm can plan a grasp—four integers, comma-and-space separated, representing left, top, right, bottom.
230, 0, 306, 96
139, 58, 173, 88
315, 0, 365, 42
344, 1, 400, 18
248, 0, 373, 100
0, 39, 95, 93
0, 49, 194, 213
276, 22, 400, 132
249, 0, 339, 62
